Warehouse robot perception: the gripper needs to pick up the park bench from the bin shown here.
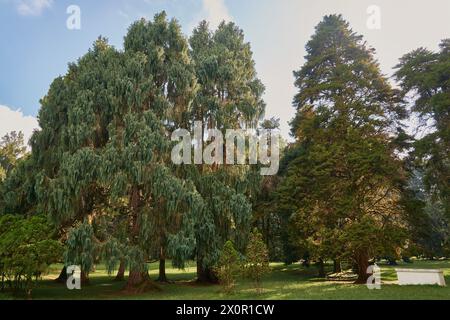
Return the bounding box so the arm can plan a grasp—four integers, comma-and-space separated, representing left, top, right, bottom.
395, 268, 446, 286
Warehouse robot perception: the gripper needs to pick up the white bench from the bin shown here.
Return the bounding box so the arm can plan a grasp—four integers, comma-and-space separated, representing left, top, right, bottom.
395, 268, 446, 286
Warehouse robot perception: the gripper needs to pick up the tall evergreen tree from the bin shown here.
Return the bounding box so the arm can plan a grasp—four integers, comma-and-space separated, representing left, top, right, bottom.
188, 21, 265, 282
29, 38, 123, 284
122, 12, 200, 283
277, 15, 408, 282
31, 12, 203, 291
394, 39, 450, 217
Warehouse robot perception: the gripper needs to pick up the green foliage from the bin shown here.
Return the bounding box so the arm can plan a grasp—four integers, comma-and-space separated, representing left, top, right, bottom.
253, 174, 285, 262
0, 155, 38, 215
243, 229, 270, 293
276, 15, 408, 280
29, 13, 206, 286
188, 20, 265, 280
0, 131, 27, 177
64, 220, 96, 278
0, 132, 36, 215
12, 12, 265, 286
395, 39, 450, 218
0, 215, 63, 296
402, 169, 449, 258
215, 241, 241, 294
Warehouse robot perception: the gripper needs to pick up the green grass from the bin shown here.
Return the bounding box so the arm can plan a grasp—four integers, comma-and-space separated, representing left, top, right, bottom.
3, 260, 450, 300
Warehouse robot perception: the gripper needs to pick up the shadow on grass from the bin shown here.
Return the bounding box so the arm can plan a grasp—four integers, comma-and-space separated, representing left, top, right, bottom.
5, 259, 450, 300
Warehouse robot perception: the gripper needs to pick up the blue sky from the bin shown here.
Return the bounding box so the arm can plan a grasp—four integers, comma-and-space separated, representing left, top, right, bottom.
1, 0, 449, 142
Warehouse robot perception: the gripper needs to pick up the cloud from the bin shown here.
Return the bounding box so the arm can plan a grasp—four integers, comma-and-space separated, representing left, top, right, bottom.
202, 0, 231, 28
190, 0, 232, 30
0, 105, 39, 146
15, 0, 53, 16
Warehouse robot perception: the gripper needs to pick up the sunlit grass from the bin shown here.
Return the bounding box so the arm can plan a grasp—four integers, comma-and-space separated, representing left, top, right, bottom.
4, 259, 450, 300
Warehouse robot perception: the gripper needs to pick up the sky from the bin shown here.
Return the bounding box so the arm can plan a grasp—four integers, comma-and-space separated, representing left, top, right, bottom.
0, 0, 449, 143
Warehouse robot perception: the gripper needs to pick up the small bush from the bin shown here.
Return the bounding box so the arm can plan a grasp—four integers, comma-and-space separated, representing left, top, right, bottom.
215, 241, 241, 294
243, 229, 270, 294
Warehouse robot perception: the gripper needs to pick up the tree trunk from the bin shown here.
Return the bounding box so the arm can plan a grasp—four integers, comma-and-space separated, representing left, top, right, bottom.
114, 260, 125, 281
301, 258, 310, 268
1, 272, 4, 291
196, 258, 218, 283
156, 245, 169, 282
316, 259, 326, 278
354, 251, 370, 284
54, 266, 67, 283
123, 186, 156, 292
125, 270, 150, 292
333, 259, 342, 273
80, 270, 89, 286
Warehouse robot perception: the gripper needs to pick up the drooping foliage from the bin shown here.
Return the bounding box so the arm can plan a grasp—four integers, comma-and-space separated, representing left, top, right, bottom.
119, 14, 201, 283
187, 20, 265, 282
30, 13, 205, 290
395, 39, 450, 217
64, 220, 96, 283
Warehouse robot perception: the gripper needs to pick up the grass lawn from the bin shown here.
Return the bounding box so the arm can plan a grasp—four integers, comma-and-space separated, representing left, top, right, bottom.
3, 260, 450, 300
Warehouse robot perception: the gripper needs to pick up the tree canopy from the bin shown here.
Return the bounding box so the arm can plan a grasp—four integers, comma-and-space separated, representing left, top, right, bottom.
277, 14, 409, 282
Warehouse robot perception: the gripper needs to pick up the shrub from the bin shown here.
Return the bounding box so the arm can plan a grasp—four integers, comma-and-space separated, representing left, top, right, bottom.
215, 241, 241, 294
0, 215, 63, 297
243, 229, 270, 293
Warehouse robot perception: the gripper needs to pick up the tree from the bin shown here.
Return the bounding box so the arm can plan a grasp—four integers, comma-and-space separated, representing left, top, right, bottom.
0, 131, 27, 180
123, 13, 199, 283
31, 13, 203, 291
30, 38, 123, 284
0, 131, 36, 216
0, 215, 63, 297
253, 174, 284, 261
252, 118, 286, 262
20, 11, 265, 290
243, 229, 270, 293
0, 155, 38, 216
188, 20, 265, 283
394, 39, 450, 218
215, 241, 241, 294
402, 169, 449, 258
64, 220, 96, 285
277, 15, 408, 283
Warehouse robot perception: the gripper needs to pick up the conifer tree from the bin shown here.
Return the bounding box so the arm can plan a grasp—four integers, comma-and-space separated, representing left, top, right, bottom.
188, 21, 265, 282
277, 15, 408, 282
100, 14, 203, 289
30, 38, 123, 282
215, 240, 241, 294
395, 39, 450, 218
31, 12, 203, 291
243, 229, 270, 293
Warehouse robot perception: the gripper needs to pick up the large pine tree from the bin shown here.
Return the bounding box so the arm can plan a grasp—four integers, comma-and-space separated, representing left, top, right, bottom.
31, 13, 203, 291
277, 15, 408, 282
188, 21, 265, 282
